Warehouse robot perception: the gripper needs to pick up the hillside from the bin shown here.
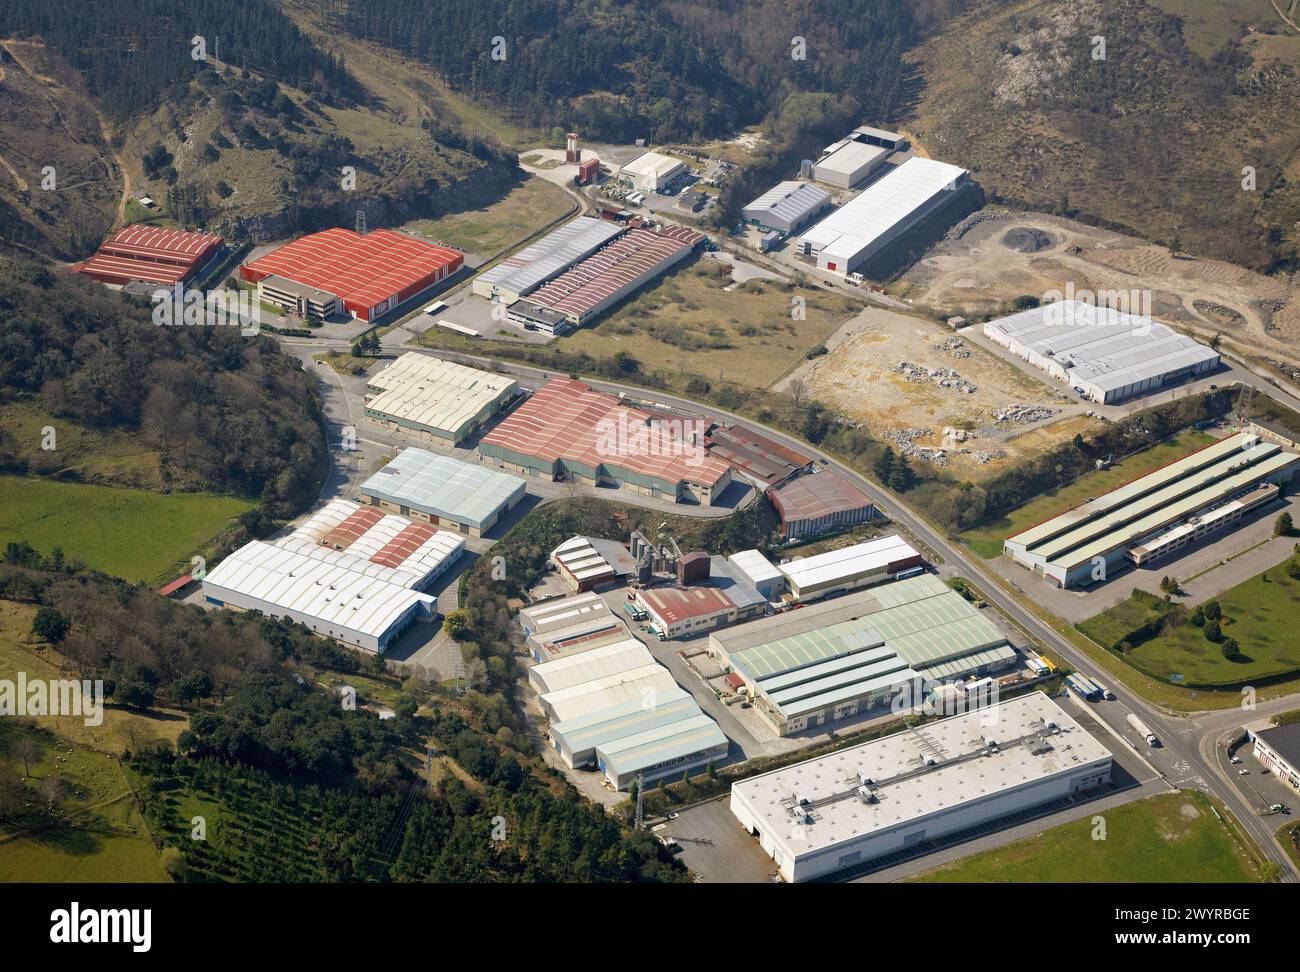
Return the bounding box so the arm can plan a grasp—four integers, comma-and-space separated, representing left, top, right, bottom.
0, 0, 521, 259
907, 0, 1300, 272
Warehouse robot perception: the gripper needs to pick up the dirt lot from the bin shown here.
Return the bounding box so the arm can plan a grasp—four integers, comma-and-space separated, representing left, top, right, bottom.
794, 304, 1091, 479
897, 208, 1299, 364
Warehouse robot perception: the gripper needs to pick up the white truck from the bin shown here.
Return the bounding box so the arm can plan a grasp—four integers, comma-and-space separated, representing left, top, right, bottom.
1127, 713, 1159, 747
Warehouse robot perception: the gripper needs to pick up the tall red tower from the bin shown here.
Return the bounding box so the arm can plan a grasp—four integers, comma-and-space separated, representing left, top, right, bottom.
565, 132, 581, 164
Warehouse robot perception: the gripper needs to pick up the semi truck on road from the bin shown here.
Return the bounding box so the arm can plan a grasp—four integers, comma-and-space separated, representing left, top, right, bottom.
1127, 713, 1159, 746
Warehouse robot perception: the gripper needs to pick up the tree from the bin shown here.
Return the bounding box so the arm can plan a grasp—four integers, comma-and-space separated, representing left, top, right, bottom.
38, 776, 67, 812
1204, 619, 1222, 643
173, 671, 214, 707
30, 607, 71, 645
9, 738, 41, 777
0, 765, 25, 821
889, 455, 916, 492
1275, 512, 1293, 537
1203, 600, 1222, 621
1221, 639, 1240, 661
443, 610, 470, 641
873, 447, 896, 484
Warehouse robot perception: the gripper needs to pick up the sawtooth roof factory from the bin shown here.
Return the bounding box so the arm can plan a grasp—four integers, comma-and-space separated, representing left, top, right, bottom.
358, 448, 526, 538
729, 692, 1111, 881
1004, 430, 1300, 589
74, 224, 225, 287
708, 573, 1018, 736
473, 216, 624, 305
240, 228, 463, 321
479, 377, 733, 505
799, 157, 968, 277
362, 353, 519, 446
983, 299, 1221, 404
202, 500, 465, 654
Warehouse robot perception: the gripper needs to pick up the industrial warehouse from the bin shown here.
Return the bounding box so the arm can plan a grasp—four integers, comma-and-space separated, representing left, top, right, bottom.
709, 573, 1018, 736
74, 224, 225, 287
982, 299, 1221, 403
812, 141, 890, 189
633, 555, 768, 640
799, 157, 969, 276
615, 150, 687, 193
479, 377, 734, 504
729, 693, 1112, 881
358, 448, 527, 537
742, 181, 833, 235
550, 536, 638, 592
472, 215, 625, 304
775, 535, 925, 601
768, 470, 876, 540
202, 500, 465, 654
1003, 431, 1300, 588
518, 592, 630, 663
240, 228, 463, 321
361, 353, 519, 446
703, 423, 812, 488
509, 225, 704, 329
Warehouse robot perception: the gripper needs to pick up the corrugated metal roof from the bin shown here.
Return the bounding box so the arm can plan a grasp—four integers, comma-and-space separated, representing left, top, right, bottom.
801, 157, 967, 256
477, 217, 624, 296
728, 549, 783, 586
814, 141, 887, 176
529, 637, 653, 694
360, 447, 525, 531
364, 353, 517, 440
779, 535, 919, 591
541, 666, 679, 722
596, 713, 727, 777
550, 689, 698, 756
743, 181, 831, 225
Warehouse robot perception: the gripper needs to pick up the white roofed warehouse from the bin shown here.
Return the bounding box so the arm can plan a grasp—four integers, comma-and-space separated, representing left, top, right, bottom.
743, 181, 833, 235
201, 500, 464, 654
982, 300, 1220, 404
800, 157, 968, 277
362, 353, 519, 446
472, 216, 625, 304
811, 140, 889, 189
358, 448, 526, 537
616, 151, 686, 193
729, 693, 1112, 881
778, 535, 925, 602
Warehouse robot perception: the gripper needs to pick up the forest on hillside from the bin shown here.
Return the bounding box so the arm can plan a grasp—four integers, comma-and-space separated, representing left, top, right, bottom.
0, 0, 357, 120
0, 256, 327, 512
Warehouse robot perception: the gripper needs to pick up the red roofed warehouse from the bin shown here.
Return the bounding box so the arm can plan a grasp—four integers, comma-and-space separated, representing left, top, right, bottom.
240, 228, 463, 321
479, 377, 733, 505
634, 584, 739, 639
74, 225, 225, 287
768, 470, 876, 540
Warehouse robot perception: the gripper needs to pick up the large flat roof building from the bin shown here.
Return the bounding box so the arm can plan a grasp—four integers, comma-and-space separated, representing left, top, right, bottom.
358, 448, 526, 538
743, 181, 833, 235
362, 354, 518, 446
527, 637, 654, 695
812, 141, 889, 189
616, 151, 686, 193
768, 470, 876, 540
778, 535, 925, 601
240, 228, 462, 321
800, 157, 968, 276
709, 574, 1016, 736
473, 216, 625, 304
983, 300, 1221, 403
201, 499, 465, 654
548, 686, 696, 769
479, 377, 733, 505
730, 692, 1112, 881
704, 423, 812, 488
1004, 431, 1300, 588
518, 592, 630, 663
539, 665, 679, 723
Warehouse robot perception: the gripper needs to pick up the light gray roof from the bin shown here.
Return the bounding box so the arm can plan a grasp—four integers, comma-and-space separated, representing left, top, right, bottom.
359, 448, 525, 530
743, 181, 831, 225
477, 217, 625, 296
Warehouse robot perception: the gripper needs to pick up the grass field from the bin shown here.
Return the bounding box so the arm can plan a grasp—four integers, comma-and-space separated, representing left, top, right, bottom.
0, 724, 169, 883
0, 475, 252, 584
912, 791, 1270, 883
0, 601, 190, 753
559, 261, 856, 389
1123, 565, 1300, 685
959, 429, 1217, 559
402, 176, 573, 258
0, 402, 168, 490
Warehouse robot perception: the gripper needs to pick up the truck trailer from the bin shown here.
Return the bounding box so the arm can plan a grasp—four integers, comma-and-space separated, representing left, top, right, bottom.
1126, 713, 1159, 746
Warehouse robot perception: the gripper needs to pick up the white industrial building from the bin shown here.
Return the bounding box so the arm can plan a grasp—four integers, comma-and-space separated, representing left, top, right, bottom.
742, 181, 833, 235
549, 686, 697, 768
472, 216, 625, 303
201, 499, 465, 654
539, 665, 680, 723
778, 535, 925, 602
727, 549, 787, 601
616, 151, 686, 193
812, 141, 889, 189
800, 157, 968, 276
549, 535, 638, 592
517, 592, 631, 663
730, 692, 1112, 881
362, 353, 518, 445
982, 300, 1221, 404
527, 637, 655, 694
358, 448, 527, 538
